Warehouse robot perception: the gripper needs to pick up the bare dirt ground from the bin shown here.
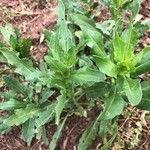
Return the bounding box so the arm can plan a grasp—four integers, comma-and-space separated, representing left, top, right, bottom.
0, 0, 150, 150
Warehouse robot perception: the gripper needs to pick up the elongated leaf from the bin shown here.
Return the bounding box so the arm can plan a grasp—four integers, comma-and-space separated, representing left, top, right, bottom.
127, 0, 142, 21
137, 98, 150, 111
70, 68, 105, 85
36, 126, 49, 145
96, 20, 115, 35
133, 47, 150, 76
137, 80, 150, 110
44, 30, 63, 60
85, 82, 110, 99
141, 80, 150, 98
2, 50, 39, 81
45, 56, 68, 72
121, 26, 138, 51
4, 104, 39, 126
57, 0, 74, 52
0, 24, 15, 43
49, 117, 67, 150
71, 13, 96, 30
71, 14, 105, 57
55, 94, 67, 125
22, 118, 35, 146
94, 56, 117, 77
113, 28, 136, 63
78, 114, 101, 150
3, 76, 30, 96
0, 91, 16, 100
36, 104, 55, 129
0, 99, 26, 110
101, 89, 124, 120
0, 117, 11, 134
123, 77, 142, 106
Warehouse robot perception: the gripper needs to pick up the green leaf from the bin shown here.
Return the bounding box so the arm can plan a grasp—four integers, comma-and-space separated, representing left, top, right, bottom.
40, 89, 54, 104
101, 123, 118, 150
0, 24, 15, 44
36, 126, 49, 145
22, 118, 35, 146
123, 77, 142, 106
94, 55, 117, 77
0, 91, 16, 100
121, 26, 138, 51
44, 30, 63, 60
4, 104, 39, 126
70, 68, 105, 85
133, 47, 150, 76
85, 82, 110, 99
45, 56, 68, 72
19, 38, 32, 58
127, 0, 142, 21
71, 14, 105, 57
2, 50, 39, 80
49, 117, 67, 150
55, 93, 67, 125
137, 98, 150, 111
57, 0, 74, 52
113, 28, 136, 63
0, 52, 7, 63
0, 99, 26, 110
78, 114, 101, 150
36, 104, 55, 129
96, 20, 115, 35
0, 117, 11, 134
141, 80, 150, 98
101, 89, 124, 119
3, 76, 30, 97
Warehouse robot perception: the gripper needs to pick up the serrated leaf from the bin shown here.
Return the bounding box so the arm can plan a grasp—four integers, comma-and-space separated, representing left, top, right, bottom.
22, 118, 35, 146
57, 0, 74, 52
45, 56, 68, 73
94, 55, 117, 77
0, 99, 26, 110
101, 89, 124, 119
4, 104, 39, 126
70, 68, 105, 85
0, 117, 11, 134
123, 77, 142, 106
2, 50, 39, 80
78, 114, 101, 150
49, 117, 67, 150
55, 93, 67, 125
3, 76, 30, 97
44, 30, 63, 60
36, 126, 49, 145
36, 104, 55, 129
71, 14, 105, 57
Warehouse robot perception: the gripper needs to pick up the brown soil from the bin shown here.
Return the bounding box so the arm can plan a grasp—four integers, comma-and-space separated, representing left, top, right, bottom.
0, 0, 150, 150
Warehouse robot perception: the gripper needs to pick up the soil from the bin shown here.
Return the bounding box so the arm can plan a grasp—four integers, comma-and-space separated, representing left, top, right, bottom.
0, 0, 150, 150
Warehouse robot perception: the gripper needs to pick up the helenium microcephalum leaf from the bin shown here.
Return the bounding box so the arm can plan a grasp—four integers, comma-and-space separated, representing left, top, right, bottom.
123, 77, 142, 106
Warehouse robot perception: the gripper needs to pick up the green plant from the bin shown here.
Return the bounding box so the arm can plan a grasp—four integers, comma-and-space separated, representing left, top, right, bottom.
0, 0, 150, 149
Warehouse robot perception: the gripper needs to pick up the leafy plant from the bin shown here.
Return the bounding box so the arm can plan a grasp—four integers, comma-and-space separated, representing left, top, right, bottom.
0, 0, 150, 149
